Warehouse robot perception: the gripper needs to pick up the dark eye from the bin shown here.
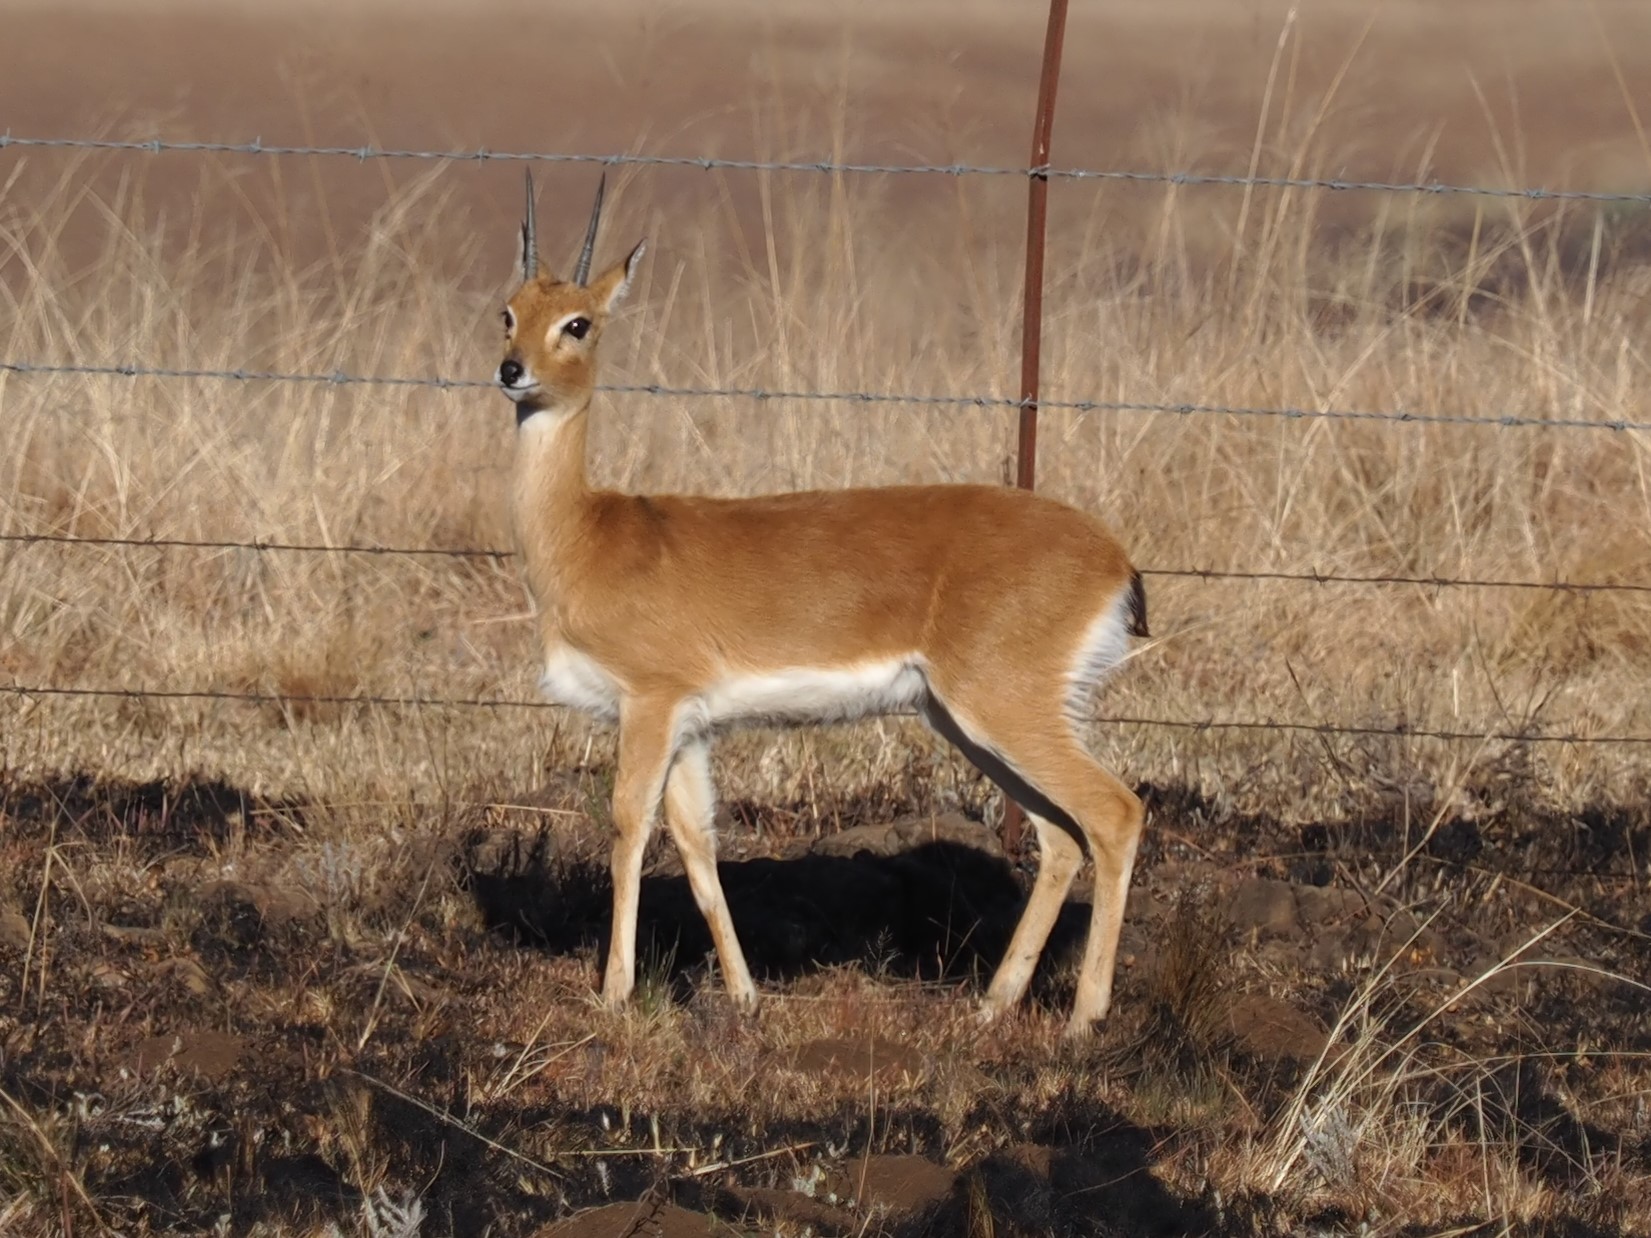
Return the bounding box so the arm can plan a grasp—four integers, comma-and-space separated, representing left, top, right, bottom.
562, 317, 592, 340
501, 308, 514, 333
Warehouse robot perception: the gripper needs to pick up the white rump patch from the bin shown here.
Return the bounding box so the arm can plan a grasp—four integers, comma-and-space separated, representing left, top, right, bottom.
1064, 586, 1137, 718
682, 658, 928, 738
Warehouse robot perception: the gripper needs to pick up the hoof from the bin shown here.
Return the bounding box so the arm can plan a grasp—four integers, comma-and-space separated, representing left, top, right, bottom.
1062, 1005, 1109, 1040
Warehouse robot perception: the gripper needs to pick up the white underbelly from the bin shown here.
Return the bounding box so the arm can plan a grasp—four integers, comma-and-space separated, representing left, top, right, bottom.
689, 658, 928, 733
539, 648, 928, 734
539, 645, 622, 721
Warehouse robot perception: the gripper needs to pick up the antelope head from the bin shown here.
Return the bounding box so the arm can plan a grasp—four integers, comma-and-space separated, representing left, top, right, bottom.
496, 172, 645, 417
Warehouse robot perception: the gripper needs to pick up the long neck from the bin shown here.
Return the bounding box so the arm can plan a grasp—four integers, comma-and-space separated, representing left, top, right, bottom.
511, 402, 594, 609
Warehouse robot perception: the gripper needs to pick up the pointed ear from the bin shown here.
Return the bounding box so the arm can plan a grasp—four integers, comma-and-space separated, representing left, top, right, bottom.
591, 240, 646, 313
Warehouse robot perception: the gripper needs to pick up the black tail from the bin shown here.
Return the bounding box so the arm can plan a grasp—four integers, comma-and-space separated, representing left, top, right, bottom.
1126, 570, 1149, 638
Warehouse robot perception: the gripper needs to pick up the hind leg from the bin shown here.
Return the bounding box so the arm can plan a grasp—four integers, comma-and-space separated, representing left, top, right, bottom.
1065, 772, 1144, 1031
924, 692, 1144, 1036
979, 813, 1083, 1020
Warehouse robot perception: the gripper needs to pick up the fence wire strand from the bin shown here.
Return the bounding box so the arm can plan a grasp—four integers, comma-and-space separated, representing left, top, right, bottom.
5, 132, 1651, 205
4, 529, 1648, 596
0, 531, 509, 560
4, 682, 1647, 746
4, 359, 1648, 434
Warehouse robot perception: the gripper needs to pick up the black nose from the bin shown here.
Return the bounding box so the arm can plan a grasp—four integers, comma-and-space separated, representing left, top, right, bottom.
498, 358, 524, 387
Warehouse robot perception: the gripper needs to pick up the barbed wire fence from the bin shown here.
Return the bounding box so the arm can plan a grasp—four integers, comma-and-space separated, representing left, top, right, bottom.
1, 130, 1650, 748
5, 132, 1651, 203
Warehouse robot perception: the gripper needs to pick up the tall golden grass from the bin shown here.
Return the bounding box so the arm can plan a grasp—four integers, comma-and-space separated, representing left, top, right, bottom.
1, 116, 1648, 822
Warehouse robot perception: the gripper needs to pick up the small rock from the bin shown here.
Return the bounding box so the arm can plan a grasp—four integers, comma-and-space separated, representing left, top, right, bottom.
1227, 993, 1330, 1064
1307, 930, 1354, 972
1293, 885, 1363, 926
130, 1029, 248, 1082
1225, 879, 1300, 939
812, 812, 998, 859
829, 1154, 955, 1216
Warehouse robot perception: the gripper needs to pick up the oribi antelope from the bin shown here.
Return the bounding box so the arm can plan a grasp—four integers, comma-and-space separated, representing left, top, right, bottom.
495, 175, 1149, 1036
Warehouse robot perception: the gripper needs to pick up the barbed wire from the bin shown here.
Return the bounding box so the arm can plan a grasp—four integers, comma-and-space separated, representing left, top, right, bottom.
4, 133, 1650, 205
1, 682, 545, 712
0, 359, 488, 392
0, 531, 508, 560
2, 682, 1647, 746
4, 529, 1649, 597
5, 359, 1647, 433
1144, 566, 1651, 595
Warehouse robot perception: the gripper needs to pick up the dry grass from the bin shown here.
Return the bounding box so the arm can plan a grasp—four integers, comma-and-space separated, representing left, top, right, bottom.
3, 131, 1649, 817
2, 4, 1651, 1232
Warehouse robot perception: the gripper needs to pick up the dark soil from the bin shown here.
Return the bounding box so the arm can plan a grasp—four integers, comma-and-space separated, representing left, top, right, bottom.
1, 773, 1648, 1235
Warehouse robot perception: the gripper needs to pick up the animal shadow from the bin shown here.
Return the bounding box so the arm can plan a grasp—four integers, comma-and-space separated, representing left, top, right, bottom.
465, 835, 1090, 997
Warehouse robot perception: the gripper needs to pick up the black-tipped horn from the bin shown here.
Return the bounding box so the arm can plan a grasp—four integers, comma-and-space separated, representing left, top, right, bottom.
520, 169, 538, 281
573, 174, 605, 286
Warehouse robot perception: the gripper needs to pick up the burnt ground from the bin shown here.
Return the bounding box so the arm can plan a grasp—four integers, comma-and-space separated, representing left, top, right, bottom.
1, 773, 1648, 1236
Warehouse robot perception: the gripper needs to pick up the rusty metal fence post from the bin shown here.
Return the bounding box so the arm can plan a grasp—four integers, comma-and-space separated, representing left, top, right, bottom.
1000, 0, 1070, 858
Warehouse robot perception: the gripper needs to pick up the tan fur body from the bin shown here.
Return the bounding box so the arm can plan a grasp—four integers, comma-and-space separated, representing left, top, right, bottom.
495, 179, 1148, 1035
516, 413, 1135, 709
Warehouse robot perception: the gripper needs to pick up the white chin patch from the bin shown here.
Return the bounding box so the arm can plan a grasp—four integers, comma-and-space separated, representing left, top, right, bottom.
497, 379, 540, 403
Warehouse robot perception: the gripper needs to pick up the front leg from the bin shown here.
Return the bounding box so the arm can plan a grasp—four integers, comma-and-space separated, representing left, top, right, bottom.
662, 740, 757, 1008
603, 695, 680, 1007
